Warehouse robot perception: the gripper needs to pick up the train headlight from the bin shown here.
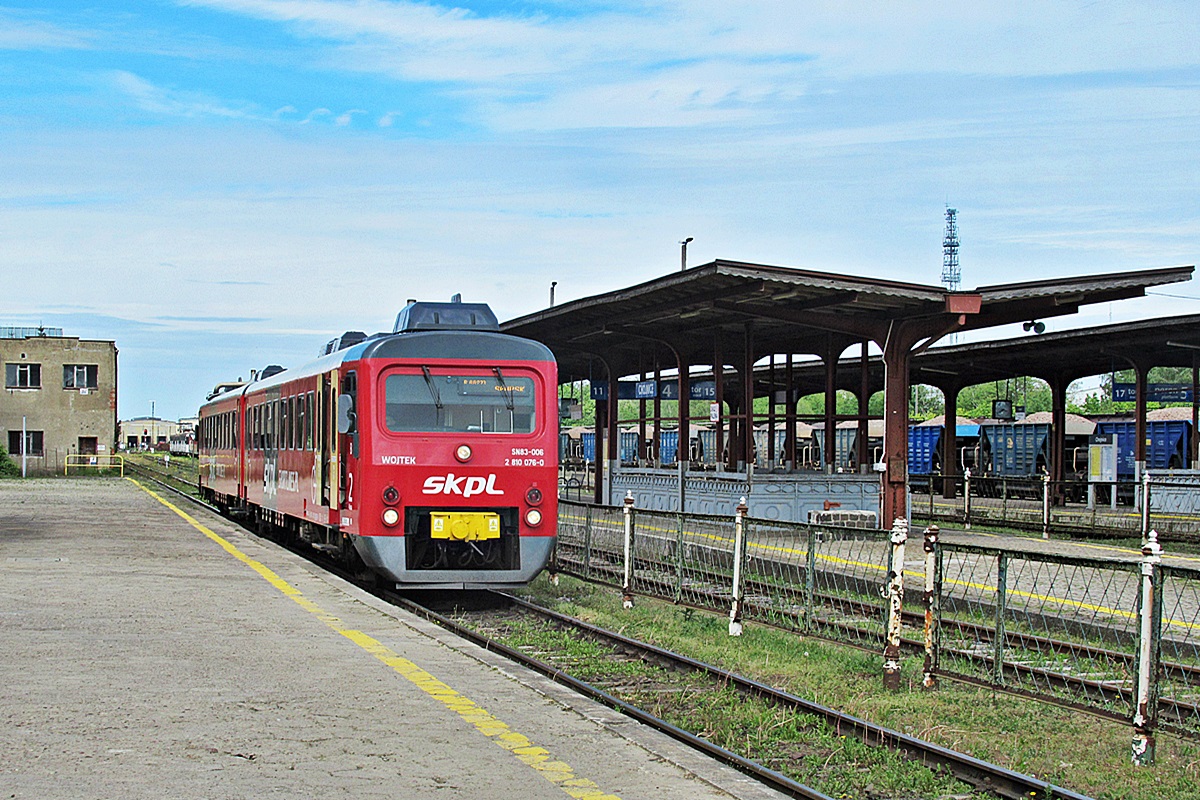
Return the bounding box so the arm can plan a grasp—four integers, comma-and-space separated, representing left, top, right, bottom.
525, 486, 543, 505
524, 508, 543, 527
382, 508, 401, 527
382, 486, 400, 505
455, 444, 472, 462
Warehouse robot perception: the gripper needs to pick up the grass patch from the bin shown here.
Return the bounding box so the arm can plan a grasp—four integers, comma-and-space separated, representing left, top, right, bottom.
517, 574, 1200, 800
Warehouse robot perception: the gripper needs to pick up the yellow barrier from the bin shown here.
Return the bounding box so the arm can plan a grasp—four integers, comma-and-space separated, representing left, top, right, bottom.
64, 454, 125, 477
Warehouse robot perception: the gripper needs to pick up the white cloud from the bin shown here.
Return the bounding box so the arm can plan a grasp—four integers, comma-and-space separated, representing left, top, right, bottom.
0, 9, 93, 50
109, 71, 259, 120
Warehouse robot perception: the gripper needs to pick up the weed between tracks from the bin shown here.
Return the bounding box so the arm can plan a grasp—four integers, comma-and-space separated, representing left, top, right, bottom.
460, 605, 966, 799
512, 575, 1200, 800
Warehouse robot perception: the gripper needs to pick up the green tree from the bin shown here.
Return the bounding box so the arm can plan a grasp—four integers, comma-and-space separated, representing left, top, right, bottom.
0, 443, 20, 477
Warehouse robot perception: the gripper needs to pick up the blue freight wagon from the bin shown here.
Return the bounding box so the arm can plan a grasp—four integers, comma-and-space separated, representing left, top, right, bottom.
814, 428, 859, 471
1095, 420, 1191, 479
908, 426, 942, 475
980, 423, 1051, 476
696, 429, 718, 465
658, 429, 679, 465
578, 430, 645, 464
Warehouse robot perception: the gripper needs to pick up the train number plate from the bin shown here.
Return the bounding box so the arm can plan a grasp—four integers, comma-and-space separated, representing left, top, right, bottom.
430, 512, 500, 541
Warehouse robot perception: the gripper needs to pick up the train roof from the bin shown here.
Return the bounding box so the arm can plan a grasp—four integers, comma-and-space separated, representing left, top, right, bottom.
354, 329, 554, 363
200, 329, 554, 412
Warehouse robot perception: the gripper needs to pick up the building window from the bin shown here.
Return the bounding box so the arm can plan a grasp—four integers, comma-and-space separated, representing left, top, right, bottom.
5, 363, 41, 389
8, 430, 44, 457
63, 364, 99, 389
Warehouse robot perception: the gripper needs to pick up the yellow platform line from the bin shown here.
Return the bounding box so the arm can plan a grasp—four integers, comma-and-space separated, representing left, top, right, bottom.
130, 478, 621, 800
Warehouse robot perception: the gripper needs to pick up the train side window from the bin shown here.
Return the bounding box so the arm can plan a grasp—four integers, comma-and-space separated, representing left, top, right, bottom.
306, 391, 315, 450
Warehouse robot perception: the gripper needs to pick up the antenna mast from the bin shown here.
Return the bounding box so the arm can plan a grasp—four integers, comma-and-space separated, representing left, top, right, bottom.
941, 206, 960, 291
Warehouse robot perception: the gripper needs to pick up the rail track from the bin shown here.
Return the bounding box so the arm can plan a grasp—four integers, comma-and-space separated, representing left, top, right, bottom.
553, 532, 1200, 734
124, 459, 1095, 799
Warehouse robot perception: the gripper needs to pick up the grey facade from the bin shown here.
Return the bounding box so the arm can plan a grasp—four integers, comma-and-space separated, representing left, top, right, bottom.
0, 330, 118, 474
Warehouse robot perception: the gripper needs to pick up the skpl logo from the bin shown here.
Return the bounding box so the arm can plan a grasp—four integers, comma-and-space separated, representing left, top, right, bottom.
422, 473, 504, 498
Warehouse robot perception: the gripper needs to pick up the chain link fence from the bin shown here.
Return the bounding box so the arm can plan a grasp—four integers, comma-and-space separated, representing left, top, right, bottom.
553, 497, 1200, 762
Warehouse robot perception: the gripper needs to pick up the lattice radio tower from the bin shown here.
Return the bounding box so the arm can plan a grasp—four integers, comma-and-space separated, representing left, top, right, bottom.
942, 206, 960, 291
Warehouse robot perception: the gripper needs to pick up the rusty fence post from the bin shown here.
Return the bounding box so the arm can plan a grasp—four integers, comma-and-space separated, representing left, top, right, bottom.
1140, 472, 1152, 543
994, 552, 1008, 686
922, 524, 940, 689
729, 496, 748, 636
883, 517, 909, 690
1041, 472, 1051, 539
1133, 530, 1163, 766
963, 468, 972, 530
804, 524, 816, 633
622, 491, 635, 609
582, 503, 594, 580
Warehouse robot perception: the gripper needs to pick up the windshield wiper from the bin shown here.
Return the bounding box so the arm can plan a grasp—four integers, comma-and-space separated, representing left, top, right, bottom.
421, 367, 444, 420
493, 367, 515, 411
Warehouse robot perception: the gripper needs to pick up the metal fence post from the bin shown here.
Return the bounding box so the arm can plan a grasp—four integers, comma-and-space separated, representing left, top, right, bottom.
994, 552, 1008, 686
1140, 472, 1152, 543
804, 525, 816, 633
922, 524, 940, 689
584, 503, 594, 579
883, 517, 909, 690
729, 496, 748, 636
1042, 472, 1051, 539
1133, 530, 1163, 766
622, 491, 635, 609
963, 468, 972, 530
675, 511, 684, 603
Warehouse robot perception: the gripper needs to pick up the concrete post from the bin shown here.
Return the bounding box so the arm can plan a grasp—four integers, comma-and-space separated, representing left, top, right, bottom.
922, 524, 940, 689
1133, 530, 1163, 766
622, 491, 635, 609
883, 516, 909, 690
729, 496, 748, 636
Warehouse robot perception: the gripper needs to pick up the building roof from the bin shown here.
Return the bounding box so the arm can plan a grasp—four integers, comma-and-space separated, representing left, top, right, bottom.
503, 259, 1193, 383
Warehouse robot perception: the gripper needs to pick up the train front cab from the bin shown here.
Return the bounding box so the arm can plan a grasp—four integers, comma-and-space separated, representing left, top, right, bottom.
337, 335, 558, 590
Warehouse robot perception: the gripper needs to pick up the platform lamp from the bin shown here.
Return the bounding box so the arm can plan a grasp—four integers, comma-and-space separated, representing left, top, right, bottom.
680, 237, 693, 271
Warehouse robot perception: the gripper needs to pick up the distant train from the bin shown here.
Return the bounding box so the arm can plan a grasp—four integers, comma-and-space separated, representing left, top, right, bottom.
198, 298, 558, 589
168, 433, 197, 457
907, 416, 1193, 484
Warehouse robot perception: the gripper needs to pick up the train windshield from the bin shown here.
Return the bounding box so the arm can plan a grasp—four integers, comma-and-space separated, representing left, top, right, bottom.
384, 370, 537, 434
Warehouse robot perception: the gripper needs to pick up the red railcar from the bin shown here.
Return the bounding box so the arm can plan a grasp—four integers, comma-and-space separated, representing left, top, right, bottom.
198, 299, 557, 589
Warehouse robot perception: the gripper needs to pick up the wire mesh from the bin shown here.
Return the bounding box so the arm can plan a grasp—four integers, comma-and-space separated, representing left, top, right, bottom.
937, 545, 1141, 718
557, 497, 1195, 738
1157, 564, 1200, 735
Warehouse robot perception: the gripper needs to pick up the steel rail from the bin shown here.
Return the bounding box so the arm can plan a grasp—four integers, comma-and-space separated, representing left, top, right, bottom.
386, 591, 837, 800
125, 463, 1098, 795
126, 463, 835, 799
554, 540, 1200, 726
480, 592, 1092, 800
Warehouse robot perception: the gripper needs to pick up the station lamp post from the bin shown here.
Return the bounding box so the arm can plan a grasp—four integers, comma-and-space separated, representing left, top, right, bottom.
680, 237, 693, 271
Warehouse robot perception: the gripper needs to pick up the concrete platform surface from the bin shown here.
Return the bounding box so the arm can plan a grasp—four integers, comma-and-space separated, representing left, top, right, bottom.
0, 478, 792, 800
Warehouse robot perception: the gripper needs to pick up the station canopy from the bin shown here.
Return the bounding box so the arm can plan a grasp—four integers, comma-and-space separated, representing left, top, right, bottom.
502, 259, 1195, 382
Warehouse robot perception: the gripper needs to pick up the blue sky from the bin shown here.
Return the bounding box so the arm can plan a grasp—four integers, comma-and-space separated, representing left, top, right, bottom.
2, 1, 1199, 421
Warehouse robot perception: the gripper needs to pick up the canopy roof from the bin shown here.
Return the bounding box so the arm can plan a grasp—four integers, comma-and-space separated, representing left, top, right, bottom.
503, 259, 1193, 382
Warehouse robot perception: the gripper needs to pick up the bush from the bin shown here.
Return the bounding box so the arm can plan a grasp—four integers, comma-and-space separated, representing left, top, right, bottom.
0, 443, 20, 477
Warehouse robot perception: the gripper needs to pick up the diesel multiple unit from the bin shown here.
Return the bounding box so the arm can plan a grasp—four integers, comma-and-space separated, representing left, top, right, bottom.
198, 299, 558, 589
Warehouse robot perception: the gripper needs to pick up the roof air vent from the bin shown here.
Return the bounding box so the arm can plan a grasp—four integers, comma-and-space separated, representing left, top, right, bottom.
393, 299, 499, 333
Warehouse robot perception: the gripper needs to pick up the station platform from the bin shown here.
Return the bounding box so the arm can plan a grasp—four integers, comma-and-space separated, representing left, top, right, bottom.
0, 478, 790, 800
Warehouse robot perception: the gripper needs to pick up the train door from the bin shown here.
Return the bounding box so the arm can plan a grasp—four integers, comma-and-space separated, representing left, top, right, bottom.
317, 369, 338, 510
238, 397, 247, 502
338, 370, 357, 512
